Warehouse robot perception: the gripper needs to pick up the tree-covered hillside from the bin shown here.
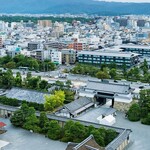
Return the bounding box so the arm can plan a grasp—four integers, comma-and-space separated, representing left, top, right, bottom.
0, 0, 150, 15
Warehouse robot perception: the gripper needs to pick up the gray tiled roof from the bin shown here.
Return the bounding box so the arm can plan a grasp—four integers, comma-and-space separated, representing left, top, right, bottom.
78, 50, 139, 58
106, 129, 132, 150
6, 88, 49, 104
85, 80, 130, 94
64, 97, 94, 115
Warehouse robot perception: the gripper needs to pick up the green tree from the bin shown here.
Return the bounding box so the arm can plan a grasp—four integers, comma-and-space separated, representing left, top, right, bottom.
66, 80, 72, 87
13, 54, 26, 65
141, 59, 148, 75
91, 129, 105, 147
10, 109, 25, 127
122, 63, 127, 77
27, 77, 40, 89
26, 72, 32, 80
28, 59, 39, 70
44, 90, 65, 111
143, 73, 150, 83
64, 90, 75, 104
62, 121, 87, 143
47, 120, 62, 140
55, 80, 64, 87
109, 62, 117, 69
39, 112, 49, 129
141, 113, 150, 125
127, 103, 141, 121
23, 114, 40, 132
15, 72, 22, 87
39, 80, 48, 90
2, 69, 14, 88
133, 67, 140, 80
96, 71, 109, 79
139, 90, 150, 119
0, 55, 12, 65
105, 129, 118, 145
109, 68, 117, 79
4, 61, 16, 69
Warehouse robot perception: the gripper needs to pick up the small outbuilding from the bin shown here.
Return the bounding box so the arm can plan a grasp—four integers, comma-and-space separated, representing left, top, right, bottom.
55, 97, 94, 118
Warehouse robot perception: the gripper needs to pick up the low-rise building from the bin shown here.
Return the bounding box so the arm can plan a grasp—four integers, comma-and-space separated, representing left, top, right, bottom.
55, 97, 94, 118
62, 49, 76, 64
31, 49, 62, 64
78, 50, 140, 68
44, 42, 67, 50
28, 42, 41, 51
120, 44, 150, 57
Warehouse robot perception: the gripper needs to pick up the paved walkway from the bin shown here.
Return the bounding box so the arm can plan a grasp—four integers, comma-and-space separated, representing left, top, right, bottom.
0, 118, 67, 150
0, 140, 9, 149
114, 112, 150, 150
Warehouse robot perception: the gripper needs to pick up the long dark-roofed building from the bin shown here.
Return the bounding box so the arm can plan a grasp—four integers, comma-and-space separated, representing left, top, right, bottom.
6, 87, 49, 104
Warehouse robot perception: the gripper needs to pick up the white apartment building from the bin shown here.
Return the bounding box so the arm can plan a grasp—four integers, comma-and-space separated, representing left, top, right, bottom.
31, 49, 62, 64
49, 49, 62, 65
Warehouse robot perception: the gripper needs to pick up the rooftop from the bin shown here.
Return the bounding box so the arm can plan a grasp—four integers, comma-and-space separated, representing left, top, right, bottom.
66, 135, 104, 150
120, 44, 150, 50
85, 80, 130, 94
78, 50, 139, 58
6, 87, 49, 104
64, 97, 94, 115
0, 122, 6, 128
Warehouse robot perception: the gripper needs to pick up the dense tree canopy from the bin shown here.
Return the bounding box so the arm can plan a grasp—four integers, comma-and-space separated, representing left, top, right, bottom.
0, 54, 56, 71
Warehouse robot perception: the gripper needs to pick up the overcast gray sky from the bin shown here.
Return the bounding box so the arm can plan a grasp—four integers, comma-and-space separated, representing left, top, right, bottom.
96, 0, 150, 2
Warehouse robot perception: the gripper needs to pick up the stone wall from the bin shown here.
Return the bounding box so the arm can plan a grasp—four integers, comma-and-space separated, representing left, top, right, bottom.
114, 101, 135, 112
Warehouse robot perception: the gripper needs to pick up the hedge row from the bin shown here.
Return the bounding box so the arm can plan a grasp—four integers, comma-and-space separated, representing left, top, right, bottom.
0, 96, 44, 111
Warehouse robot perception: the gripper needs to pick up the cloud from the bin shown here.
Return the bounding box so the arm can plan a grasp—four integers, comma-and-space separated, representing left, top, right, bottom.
94, 0, 150, 3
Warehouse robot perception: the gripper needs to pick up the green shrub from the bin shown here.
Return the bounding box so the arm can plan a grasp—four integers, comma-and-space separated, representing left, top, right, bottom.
127, 103, 141, 121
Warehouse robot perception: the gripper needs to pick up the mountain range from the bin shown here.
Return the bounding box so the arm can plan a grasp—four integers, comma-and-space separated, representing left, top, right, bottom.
0, 0, 150, 15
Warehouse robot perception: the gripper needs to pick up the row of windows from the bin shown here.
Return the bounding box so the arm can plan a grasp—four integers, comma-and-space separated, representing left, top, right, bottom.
78, 58, 131, 62
78, 55, 131, 60
78, 60, 132, 66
